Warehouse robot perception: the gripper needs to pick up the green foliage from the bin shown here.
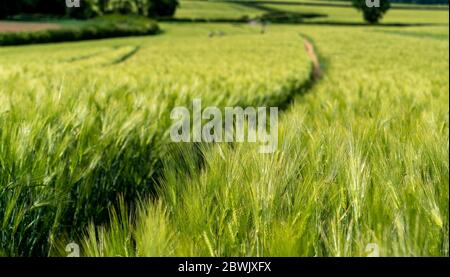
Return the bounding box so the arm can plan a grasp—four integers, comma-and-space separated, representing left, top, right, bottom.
352, 0, 391, 23
0, 16, 159, 46
147, 0, 179, 17
0, 0, 179, 19
0, 24, 312, 256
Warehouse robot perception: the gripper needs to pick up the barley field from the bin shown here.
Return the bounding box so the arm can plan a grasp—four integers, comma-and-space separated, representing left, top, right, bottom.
0, 0, 448, 257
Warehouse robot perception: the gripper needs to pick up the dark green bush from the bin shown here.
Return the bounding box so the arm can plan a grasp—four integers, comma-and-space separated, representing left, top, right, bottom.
0, 16, 159, 46
352, 0, 391, 24
1, 0, 179, 19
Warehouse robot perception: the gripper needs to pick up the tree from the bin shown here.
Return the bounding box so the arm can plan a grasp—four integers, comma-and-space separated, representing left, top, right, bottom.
352, 0, 391, 24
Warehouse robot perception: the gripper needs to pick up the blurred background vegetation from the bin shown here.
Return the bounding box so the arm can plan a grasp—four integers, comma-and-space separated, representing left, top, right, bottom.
0, 0, 179, 19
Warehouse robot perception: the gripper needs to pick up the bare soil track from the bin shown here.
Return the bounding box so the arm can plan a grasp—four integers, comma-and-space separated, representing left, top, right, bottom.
304, 38, 322, 80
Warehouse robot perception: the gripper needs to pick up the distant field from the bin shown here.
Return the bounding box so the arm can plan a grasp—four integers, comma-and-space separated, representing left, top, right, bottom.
0, 0, 448, 257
